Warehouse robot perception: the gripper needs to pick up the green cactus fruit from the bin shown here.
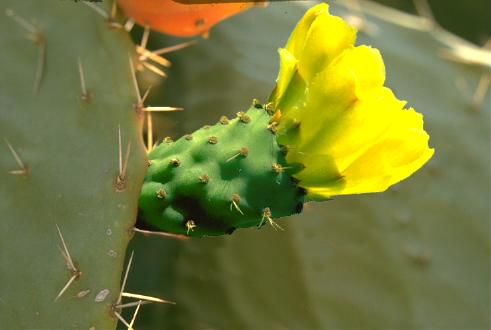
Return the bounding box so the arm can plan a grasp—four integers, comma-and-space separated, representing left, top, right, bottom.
138, 103, 305, 237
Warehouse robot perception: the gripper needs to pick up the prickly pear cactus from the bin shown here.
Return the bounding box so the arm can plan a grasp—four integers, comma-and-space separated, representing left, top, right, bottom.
0, 1, 146, 328
124, 1, 490, 329
139, 104, 304, 236
138, 2, 434, 237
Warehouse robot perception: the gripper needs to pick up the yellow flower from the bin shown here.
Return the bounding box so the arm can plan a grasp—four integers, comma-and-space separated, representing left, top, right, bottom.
270, 3, 434, 200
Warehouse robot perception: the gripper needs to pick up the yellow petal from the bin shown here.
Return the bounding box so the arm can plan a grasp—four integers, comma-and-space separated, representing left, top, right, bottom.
269, 3, 434, 200
271, 3, 356, 109
296, 10, 356, 82
285, 3, 329, 58
284, 48, 433, 199
285, 150, 345, 193
307, 109, 434, 198
270, 48, 298, 110
292, 46, 387, 151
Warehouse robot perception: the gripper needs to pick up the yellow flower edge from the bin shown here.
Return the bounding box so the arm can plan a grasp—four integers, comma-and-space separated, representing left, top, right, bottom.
270, 3, 434, 200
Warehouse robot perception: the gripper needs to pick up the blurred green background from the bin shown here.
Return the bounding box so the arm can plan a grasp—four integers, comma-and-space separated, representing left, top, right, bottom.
376, 0, 490, 44
121, 1, 490, 328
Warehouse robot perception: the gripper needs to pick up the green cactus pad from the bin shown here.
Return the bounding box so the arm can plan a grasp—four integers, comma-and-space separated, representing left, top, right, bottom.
138, 104, 305, 236
0, 1, 146, 328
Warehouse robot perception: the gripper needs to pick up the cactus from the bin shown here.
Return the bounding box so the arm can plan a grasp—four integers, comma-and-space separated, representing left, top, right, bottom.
1, 0, 488, 329
138, 3, 433, 237
0, 0, 146, 328
139, 103, 304, 236
124, 1, 490, 329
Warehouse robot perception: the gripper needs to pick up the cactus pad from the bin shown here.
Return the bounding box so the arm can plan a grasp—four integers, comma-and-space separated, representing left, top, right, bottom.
139, 104, 305, 236
0, 1, 146, 328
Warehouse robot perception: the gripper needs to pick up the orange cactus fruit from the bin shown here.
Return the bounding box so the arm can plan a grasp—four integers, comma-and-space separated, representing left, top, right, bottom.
116, 0, 259, 37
